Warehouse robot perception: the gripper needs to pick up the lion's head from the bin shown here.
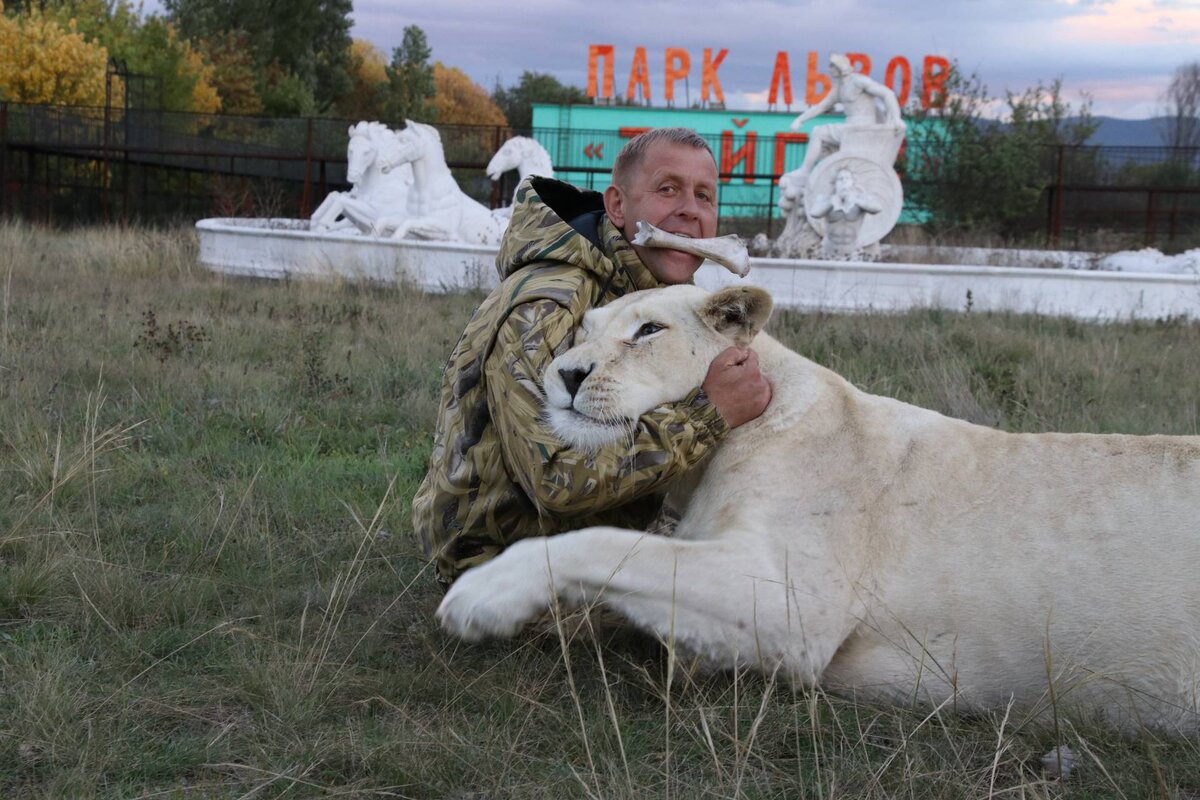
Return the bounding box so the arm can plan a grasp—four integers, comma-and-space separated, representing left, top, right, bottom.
543, 285, 773, 449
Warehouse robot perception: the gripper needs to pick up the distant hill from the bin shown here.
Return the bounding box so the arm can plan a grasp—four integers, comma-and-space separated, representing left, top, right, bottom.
1081, 116, 1169, 148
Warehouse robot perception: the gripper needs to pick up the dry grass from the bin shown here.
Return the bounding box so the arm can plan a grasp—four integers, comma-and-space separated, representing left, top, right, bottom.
1, 219, 1199, 798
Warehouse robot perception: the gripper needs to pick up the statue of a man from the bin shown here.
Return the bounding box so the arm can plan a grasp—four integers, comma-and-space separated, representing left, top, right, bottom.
809, 167, 883, 260
786, 54, 906, 193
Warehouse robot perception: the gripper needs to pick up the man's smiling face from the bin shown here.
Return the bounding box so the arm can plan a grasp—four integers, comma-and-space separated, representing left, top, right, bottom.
603, 141, 719, 285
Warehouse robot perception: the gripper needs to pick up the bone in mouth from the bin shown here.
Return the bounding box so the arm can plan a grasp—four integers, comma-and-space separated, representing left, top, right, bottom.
632, 221, 751, 277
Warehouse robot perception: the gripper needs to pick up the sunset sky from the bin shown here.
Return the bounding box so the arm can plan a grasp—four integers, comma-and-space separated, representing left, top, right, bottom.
347, 0, 1199, 119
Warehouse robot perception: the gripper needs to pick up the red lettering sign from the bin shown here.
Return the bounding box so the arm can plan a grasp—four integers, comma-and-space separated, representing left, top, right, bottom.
805, 51, 832, 106
586, 44, 614, 98
626, 46, 651, 102
720, 130, 757, 184
847, 52, 871, 75
772, 132, 808, 183
664, 47, 690, 103
586, 46, 951, 110
768, 51, 793, 107
922, 55, 951, 108
702, 48, 728, 104
885, 56, 912, 108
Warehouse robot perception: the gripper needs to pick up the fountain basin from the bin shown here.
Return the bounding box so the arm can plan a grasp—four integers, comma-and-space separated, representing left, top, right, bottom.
197, 218, 1200, 321
197, 218, 497, 292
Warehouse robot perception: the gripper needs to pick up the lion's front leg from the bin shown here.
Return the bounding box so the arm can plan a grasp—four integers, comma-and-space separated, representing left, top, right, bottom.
437, 526, 842, 681
436, 536, 563, 640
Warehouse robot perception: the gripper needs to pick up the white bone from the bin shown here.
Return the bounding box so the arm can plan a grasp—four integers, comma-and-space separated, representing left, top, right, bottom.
632, 221, 751, 277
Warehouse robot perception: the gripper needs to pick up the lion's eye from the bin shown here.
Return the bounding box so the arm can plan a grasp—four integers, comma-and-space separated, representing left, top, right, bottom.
635, 322, 664, 339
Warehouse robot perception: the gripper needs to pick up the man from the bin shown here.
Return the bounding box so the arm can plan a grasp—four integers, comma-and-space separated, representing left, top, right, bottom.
412, 127, 771, 587
786, 53, 906, 191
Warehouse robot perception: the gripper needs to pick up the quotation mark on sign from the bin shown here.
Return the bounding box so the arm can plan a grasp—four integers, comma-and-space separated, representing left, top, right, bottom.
583, 143, 605, 160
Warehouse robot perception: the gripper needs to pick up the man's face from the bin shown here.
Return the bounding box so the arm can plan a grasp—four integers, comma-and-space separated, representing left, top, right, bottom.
603, 141, 719, 285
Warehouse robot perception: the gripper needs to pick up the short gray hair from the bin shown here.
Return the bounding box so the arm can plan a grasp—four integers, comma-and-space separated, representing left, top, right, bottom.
612, 127, 715, 188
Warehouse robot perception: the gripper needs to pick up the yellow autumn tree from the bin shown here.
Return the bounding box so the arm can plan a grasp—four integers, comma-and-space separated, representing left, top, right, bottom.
433, 63, 508, 126
200, 31, 262, 114
82, 9, 222, 114
179, 34, 221, 113
335, 38, 388, 120
0, 9, 111, 106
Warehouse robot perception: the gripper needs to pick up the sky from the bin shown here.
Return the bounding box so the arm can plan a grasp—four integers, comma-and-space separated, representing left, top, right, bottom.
348, 0, 1199, 119
141, 0, 1200, 119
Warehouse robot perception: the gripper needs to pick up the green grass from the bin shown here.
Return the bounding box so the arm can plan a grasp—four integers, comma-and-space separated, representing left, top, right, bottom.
2, 220, 1199, 798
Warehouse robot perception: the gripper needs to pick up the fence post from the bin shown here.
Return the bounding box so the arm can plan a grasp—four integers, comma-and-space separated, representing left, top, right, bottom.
767, 179, 776, 239
1047, 144, 1065, 248
1168, 190, 1180, 244
300, 117, 314, 218
1145, 189, 1157, 247
0, 102, 7, 216
103, 80, 112, 224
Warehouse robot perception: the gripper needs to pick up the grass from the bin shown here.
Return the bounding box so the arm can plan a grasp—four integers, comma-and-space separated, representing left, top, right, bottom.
2, 219, 1200, 798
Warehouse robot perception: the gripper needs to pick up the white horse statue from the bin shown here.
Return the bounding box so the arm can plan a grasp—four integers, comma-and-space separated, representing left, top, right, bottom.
486, 136, 554, 218
310, 121, 412, 235
376, 120, 508, 246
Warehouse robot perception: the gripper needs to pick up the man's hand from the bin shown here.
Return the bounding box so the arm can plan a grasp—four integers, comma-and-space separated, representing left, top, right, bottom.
702, 346, 772, 428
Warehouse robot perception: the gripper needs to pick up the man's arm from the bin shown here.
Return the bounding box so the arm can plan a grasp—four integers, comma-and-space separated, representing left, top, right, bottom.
486, 298, 731, 517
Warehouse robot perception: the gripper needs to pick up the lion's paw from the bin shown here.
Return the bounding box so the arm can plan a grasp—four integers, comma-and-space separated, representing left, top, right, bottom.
436, 540, 553, 641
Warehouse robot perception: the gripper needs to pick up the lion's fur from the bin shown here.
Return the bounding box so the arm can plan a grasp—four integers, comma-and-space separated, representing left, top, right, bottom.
439, 284, 1200, 734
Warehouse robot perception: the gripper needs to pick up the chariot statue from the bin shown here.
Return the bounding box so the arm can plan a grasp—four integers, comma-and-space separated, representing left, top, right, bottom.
769, 53, 907, 260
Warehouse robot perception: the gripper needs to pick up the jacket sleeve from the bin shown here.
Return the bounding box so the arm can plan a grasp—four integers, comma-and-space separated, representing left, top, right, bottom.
485, 298, 729, 518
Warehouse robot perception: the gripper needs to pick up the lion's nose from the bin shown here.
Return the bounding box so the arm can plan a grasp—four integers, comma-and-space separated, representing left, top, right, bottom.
558, 364, 594, 399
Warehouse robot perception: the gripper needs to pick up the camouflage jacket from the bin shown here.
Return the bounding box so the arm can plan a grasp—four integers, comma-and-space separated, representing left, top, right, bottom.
411, 176, 729, 585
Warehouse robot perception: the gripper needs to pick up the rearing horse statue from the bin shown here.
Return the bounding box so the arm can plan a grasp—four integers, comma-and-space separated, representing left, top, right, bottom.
486, 136, 554, 219
376, 120, 508, 246
310, 121, 412, 235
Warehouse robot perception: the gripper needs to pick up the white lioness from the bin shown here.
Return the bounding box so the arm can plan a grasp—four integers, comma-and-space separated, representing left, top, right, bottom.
438, 284, 1200, 734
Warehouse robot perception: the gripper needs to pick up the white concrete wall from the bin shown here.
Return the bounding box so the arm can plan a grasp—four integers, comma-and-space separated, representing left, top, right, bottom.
196, 218, 499, 293
197, 219, 1200, 322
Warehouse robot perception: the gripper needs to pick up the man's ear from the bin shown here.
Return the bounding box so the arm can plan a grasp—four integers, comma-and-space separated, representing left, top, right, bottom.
603, 185, 625, 229
700, 286, 773, 346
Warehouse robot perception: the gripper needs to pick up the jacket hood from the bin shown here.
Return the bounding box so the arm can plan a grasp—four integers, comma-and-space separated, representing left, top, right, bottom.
496, 177, 612, 282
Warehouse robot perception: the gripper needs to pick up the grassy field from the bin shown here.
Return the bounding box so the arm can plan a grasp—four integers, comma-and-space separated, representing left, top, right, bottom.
2, 221, 1200, 798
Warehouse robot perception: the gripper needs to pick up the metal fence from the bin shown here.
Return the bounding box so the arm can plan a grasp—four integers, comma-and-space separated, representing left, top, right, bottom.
2, 101, 1198, 249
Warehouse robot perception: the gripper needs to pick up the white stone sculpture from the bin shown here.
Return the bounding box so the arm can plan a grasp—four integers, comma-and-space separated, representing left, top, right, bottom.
770, 53, 907, 259
807, 162, 894, 260
310, 121, 413, 236
374, 120, 508, 246
487, 136, 554, 218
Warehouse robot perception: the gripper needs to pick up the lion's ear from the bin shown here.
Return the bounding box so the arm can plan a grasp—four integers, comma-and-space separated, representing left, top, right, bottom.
700, 286, 773, 345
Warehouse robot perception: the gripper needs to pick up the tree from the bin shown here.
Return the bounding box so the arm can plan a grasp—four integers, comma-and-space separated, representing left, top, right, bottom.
0, 9, 109, 106
258, 63, 316, 116
334, 38, 387, 121
433, 63, 506, 126
162, 0, 353, 113
382, 25, 435, 124
903, 68, 1096, 238
491, 71, 589, 131
37, 0, 221, 113
1160, 61, 1200, 150
199, 31, 262, 114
